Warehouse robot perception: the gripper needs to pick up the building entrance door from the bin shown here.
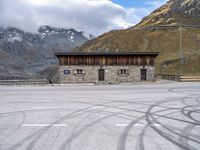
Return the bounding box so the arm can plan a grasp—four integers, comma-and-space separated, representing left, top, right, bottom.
141, 69, 147, 81
98, 69, 105, 81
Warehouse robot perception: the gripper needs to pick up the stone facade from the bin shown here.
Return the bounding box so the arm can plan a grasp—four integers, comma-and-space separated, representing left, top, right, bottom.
59, 65, 155, 84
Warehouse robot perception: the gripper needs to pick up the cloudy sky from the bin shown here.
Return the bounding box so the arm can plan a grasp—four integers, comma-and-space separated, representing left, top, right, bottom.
0, 0, 167, 35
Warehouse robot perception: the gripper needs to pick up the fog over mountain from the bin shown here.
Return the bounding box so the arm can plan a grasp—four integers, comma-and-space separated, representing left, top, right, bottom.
0, 0, 167, 35
0, 0, 129, 36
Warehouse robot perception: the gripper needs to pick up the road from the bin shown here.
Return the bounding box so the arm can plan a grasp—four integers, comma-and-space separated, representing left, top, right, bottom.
0, 82, 200, 150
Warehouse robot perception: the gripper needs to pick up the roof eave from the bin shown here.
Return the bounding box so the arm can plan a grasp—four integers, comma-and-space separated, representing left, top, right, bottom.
54, 52, 159, 57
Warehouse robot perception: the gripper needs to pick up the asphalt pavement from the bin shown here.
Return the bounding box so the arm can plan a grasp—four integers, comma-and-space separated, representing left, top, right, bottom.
0, 82, 199, 150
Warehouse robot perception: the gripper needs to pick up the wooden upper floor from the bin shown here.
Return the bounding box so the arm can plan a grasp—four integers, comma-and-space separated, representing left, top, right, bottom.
55, 52, 159, 66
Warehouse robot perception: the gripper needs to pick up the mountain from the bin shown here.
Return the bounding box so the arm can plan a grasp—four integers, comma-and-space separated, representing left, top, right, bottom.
74, 0, 200, 75
38, 26, 88, 52
134, 0, 200, 28
0, 26, 89, 80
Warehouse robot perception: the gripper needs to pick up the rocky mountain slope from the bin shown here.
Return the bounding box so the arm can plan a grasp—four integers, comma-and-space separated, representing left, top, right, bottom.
134, 0, 200, 28
0, 26, 88, 80
75, 0, 200, 75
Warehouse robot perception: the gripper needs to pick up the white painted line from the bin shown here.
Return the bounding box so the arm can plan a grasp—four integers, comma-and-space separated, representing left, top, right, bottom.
35, 107, 68, 109
52, 124, 67, 127
21, 124, 67, 127
115, 123, 128, 127
116, 123, 145, 127
115, 123, 161, 127
134, 123, 145, 127
152, 124, 161, 127
90, 106, 105, 109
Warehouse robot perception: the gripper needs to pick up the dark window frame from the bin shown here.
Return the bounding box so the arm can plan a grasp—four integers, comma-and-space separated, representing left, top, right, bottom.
77, 69, 83, 75
118, 69, 129, 76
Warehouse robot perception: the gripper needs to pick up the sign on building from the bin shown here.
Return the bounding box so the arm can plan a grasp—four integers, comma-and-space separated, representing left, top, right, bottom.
64, 70, 70, 75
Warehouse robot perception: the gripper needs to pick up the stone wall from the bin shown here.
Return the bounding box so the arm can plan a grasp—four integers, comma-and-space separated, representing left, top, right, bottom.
59, 65, 155, 84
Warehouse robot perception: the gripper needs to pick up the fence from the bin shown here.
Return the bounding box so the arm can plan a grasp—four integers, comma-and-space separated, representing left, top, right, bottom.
179, 76, 200, 82
156, 74, 180, 81
0, 79, 48, 85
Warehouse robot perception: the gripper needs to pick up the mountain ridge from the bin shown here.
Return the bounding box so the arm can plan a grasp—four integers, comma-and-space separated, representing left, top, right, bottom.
133, 0, 200, 28
0, 25, 89, 80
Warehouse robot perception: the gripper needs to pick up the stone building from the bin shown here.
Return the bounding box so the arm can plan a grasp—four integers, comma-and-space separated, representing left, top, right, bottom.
55, 52, 159, 84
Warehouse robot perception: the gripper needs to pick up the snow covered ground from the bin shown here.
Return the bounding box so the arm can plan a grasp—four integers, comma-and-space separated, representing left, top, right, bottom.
0, 82, 200, 150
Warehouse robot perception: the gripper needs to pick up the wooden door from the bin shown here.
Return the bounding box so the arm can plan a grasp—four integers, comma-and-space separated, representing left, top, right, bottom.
98, 69, 105, 81
141, 69, 147, 81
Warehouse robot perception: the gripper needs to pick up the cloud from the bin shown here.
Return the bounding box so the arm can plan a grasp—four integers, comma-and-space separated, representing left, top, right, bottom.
0, 0, 167, 35
145, 0, 168, 8
127, 0, 168, 24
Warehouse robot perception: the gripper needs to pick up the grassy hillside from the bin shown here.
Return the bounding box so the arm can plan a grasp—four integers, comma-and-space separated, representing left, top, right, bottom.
75, 27, 200, 75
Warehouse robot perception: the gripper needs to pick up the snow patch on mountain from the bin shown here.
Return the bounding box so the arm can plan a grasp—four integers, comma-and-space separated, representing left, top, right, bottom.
0, 25, 89, 79
7, 32, 22, 43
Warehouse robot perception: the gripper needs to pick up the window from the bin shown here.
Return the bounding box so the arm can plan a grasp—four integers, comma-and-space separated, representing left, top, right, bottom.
118, 69, 129, 76
73, 69, 85, 75
77, 69, 83, 75
120, 69, 127, 75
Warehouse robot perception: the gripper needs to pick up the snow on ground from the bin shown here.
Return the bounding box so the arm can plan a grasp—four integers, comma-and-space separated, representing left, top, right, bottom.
0, 82, 199, 150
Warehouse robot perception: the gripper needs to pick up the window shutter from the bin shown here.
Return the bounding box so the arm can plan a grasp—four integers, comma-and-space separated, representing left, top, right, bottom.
73, 70, 77, 74
127, 69, 130, 76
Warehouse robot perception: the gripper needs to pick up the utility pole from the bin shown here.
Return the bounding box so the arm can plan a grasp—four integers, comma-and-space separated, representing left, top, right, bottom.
179, 22, 183, 76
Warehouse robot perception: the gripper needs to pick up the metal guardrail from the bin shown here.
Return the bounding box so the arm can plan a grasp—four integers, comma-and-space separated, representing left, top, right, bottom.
156, 74, 180, 81
0, 79, 48, 85
179, 76, 200, 82
157, 75, 200, 82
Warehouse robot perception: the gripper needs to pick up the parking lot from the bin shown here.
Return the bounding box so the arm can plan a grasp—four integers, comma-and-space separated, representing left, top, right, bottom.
0, 82, 200, 150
